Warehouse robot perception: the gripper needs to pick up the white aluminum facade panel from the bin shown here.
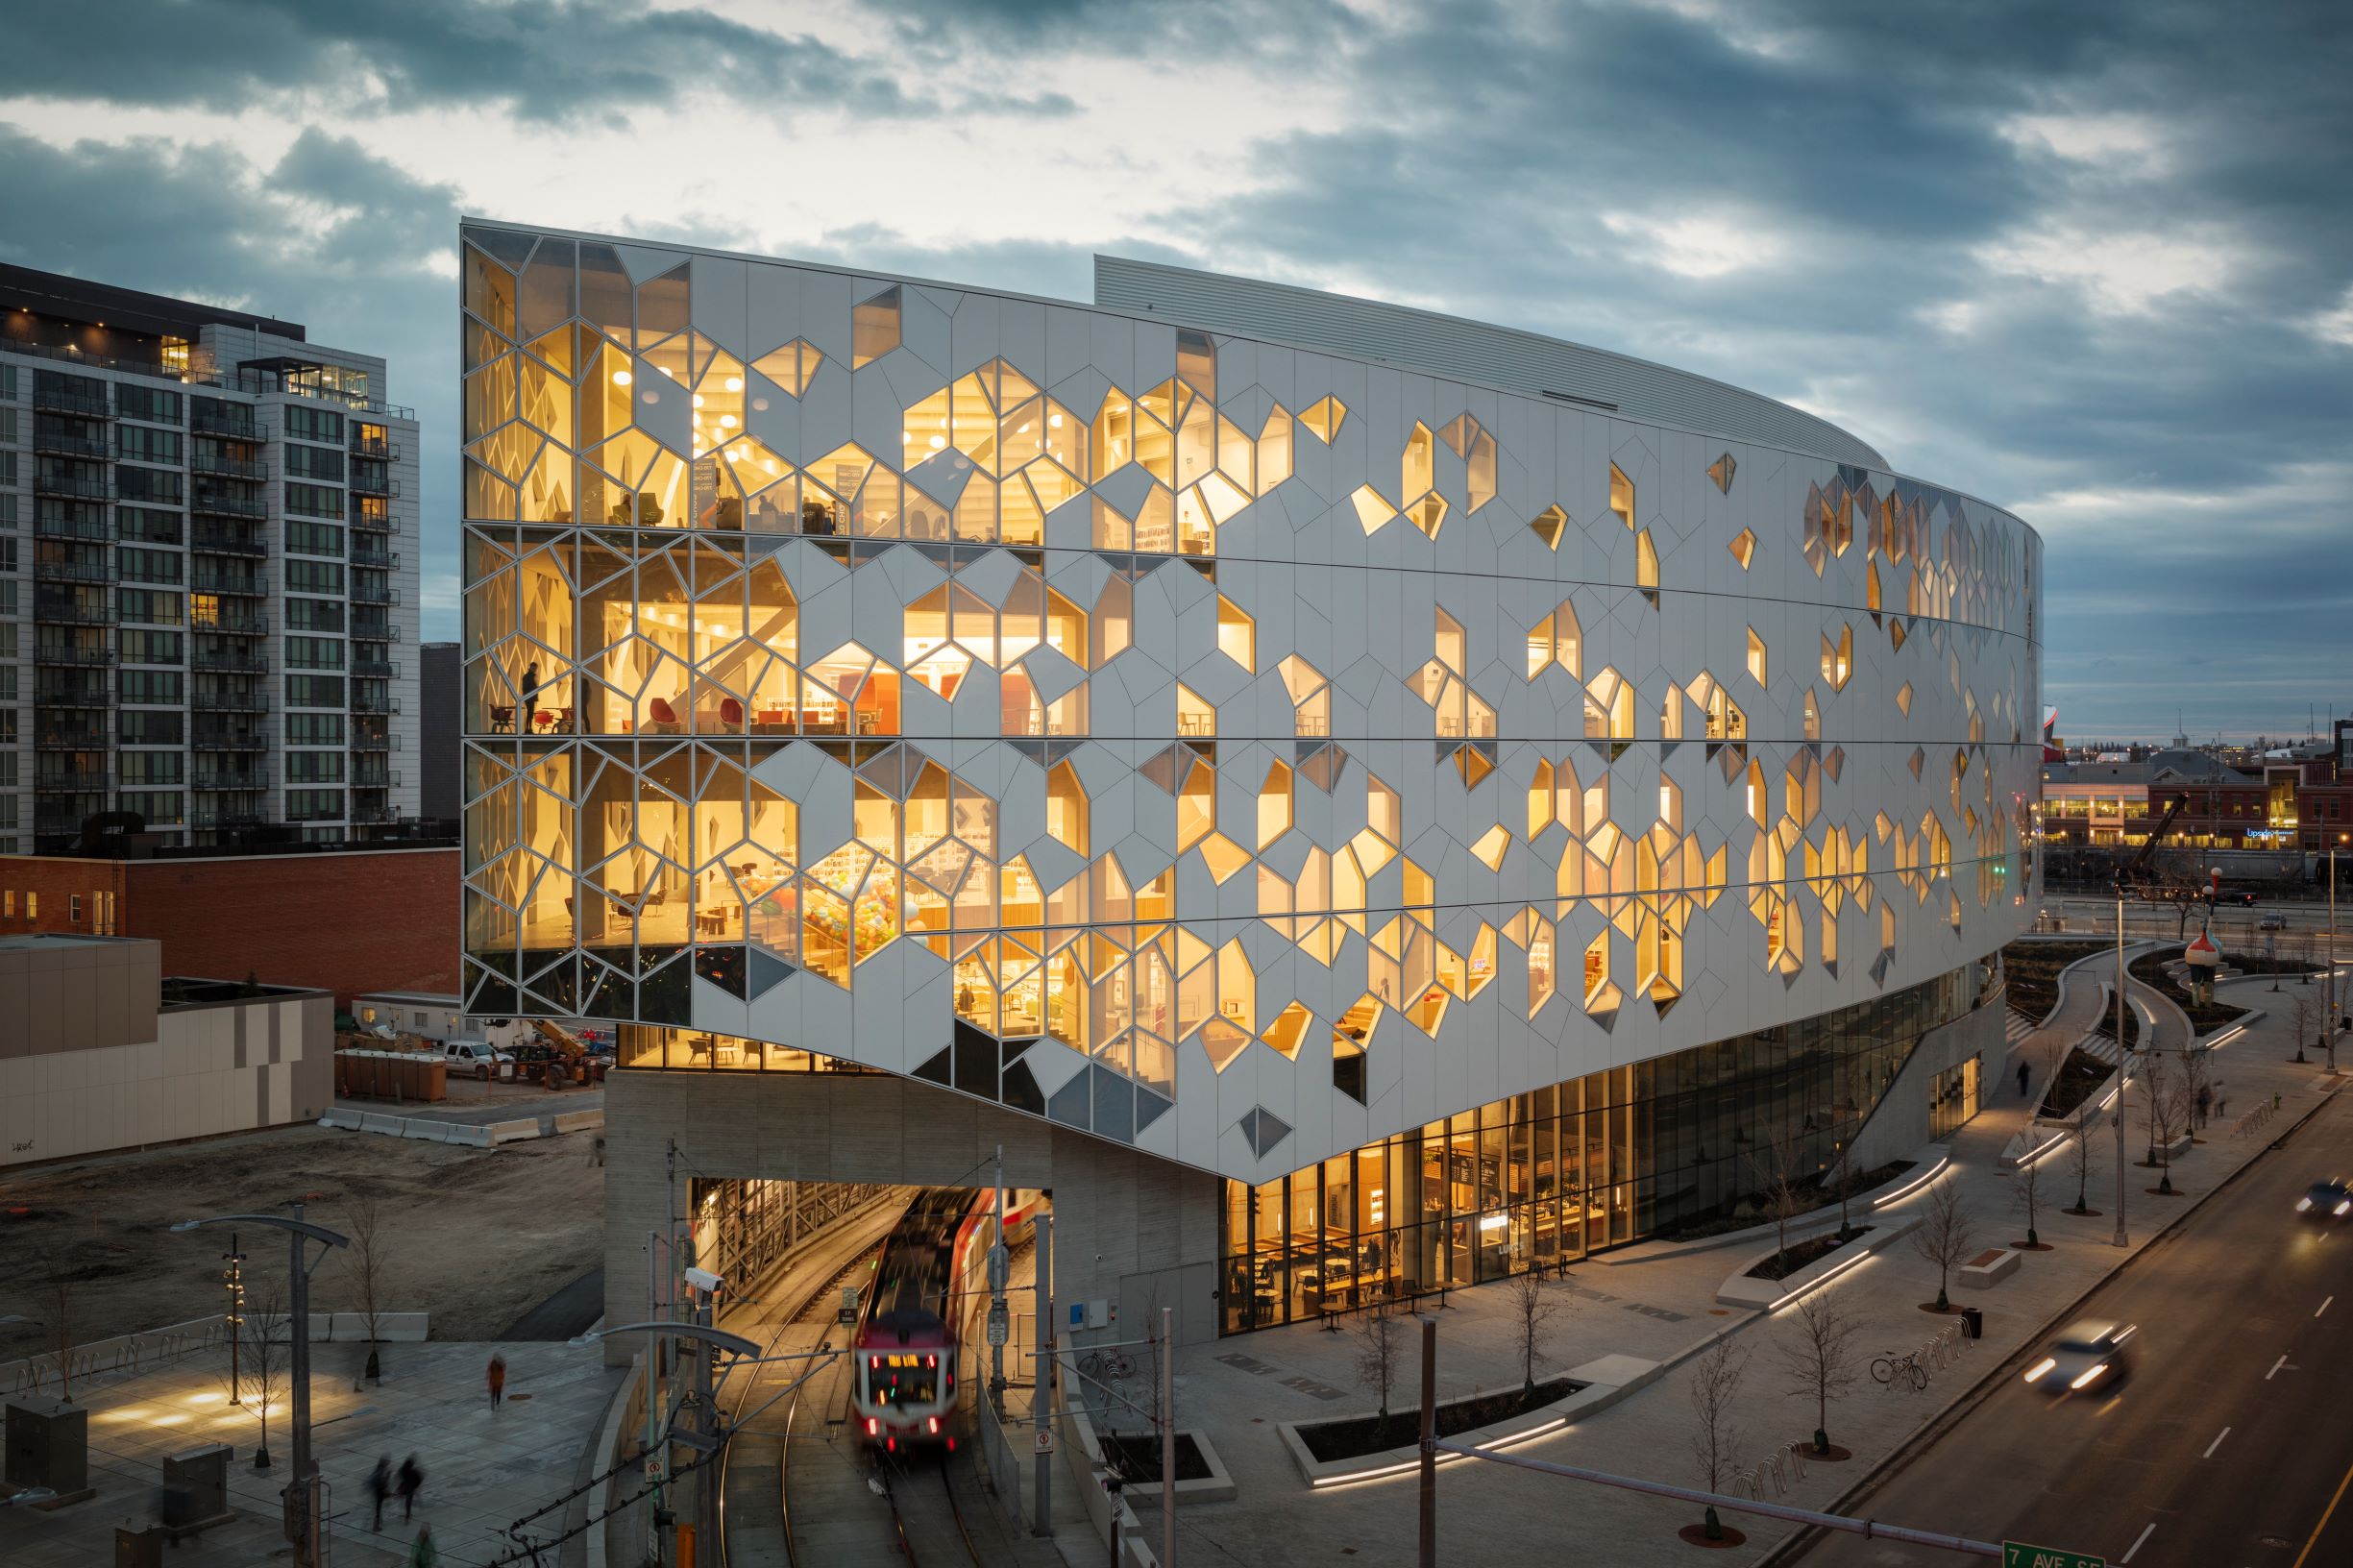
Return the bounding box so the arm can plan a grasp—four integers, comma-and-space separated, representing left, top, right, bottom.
459, 221, 2041, 1189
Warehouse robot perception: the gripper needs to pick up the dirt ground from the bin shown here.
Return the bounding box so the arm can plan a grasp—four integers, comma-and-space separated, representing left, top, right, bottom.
0, 1123, 603, 1360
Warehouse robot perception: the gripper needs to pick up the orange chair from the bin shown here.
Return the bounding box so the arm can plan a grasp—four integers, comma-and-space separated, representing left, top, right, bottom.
721, 696, 745, 728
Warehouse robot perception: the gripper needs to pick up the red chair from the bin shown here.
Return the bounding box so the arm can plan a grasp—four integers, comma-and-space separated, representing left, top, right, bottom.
649, 697, 680, 733
720, 697, 745, 728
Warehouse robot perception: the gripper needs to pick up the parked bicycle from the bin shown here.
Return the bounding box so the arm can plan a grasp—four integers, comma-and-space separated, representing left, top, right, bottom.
1077, 1348, 1136, 1383
1870, 1349, 1928, 1390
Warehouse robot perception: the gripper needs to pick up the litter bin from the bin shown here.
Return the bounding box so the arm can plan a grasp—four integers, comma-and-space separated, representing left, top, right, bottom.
1959, 1306, 1984, 1340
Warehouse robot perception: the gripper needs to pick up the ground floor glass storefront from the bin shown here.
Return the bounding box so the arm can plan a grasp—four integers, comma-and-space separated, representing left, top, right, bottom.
1218, 961, 1988, 1334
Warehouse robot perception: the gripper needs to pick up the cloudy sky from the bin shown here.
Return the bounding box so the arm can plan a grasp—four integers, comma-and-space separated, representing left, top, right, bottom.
6, 0, 2347, 744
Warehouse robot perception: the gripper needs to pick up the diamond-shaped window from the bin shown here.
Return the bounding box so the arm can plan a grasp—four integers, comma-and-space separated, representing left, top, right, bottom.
1729, 527, 1755, 569
1300, 395, 1348, 444
752, 339, 822, 399
852, 285, 901, 368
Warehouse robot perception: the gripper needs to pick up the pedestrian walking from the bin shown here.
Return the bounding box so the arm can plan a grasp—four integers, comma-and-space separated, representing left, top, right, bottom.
410, 1522, 439, 1568
2017, 1061, 2030, 1098
397, 1454, 423, 1521
2196, 1083, 2212, 1127
487, 1352, 508, 1410
368, 1455, 392, 1531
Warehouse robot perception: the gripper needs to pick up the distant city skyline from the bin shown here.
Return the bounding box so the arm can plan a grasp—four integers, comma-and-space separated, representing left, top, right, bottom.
4, 1, 2344, 739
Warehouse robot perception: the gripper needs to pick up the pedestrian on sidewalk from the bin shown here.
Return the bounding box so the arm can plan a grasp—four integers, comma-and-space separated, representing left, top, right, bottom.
410, 1522, 439, 1568
2017, 1061, 2031, 1098
487, 1352, 508, 1409
397, 1454, 423, 1521
368, 1455, 392, 1531
2196, 1083, 2212, 1127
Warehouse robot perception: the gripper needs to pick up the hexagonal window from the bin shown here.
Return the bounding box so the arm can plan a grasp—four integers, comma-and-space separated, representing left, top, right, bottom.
1608, 462, 1635, 529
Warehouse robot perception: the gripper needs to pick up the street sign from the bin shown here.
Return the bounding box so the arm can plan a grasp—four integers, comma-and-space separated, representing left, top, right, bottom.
1034, 1429, 1055, 1455
2003, 1544, 2101, 1568
987, 1301, 1010, 1347
644, 1457, 666, 1484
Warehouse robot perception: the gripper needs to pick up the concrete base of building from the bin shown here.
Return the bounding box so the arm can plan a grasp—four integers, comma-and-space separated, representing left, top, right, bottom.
600, 1067, 1220, 1366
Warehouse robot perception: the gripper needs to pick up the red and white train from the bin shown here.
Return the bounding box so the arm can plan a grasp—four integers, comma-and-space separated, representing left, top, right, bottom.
849, 1186, 1040, 1453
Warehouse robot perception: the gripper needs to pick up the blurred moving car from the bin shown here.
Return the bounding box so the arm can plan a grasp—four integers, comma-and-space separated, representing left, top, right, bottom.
2023, 1320, 2136, 1393
2258, 913, 2288, 931
2297, 1177, 2351, 1219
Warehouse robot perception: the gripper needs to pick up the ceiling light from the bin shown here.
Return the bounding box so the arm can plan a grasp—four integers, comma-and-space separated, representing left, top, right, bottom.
719, 414, 737, 429
725, 377, 743, 392
692, 393, 705, 408
611, 370, 632, 386
928, 435, 946, 451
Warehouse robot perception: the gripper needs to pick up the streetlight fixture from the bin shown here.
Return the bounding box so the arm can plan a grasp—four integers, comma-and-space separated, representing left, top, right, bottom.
173, 1208, 348, 1567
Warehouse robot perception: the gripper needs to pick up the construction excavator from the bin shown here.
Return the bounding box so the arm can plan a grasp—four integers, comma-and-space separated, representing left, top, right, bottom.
2114, 792, 2218, 938
482, 1017, 595, 1087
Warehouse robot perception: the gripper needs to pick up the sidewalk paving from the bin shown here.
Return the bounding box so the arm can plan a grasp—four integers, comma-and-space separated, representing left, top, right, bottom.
0, 1338, 622, 1568
1118, 988, 2343, 1567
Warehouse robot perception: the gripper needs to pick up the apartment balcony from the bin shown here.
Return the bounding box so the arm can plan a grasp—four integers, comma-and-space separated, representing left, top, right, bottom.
353, 693, 395, 716
352, 656, 396, 680
350, 507, 393, 532
189, 570, 267, 597
189, 487, 268, 520
351, 729, 392, 752
191, 726, 267, 752
348, 805, 401, 825
34, 720, 110, 749
204, 615, 270, 637
33, 423, 110, 459
190, 690, 269, 715
34, 557, 111, 586
192, 770, 268, 793
352, 580, 398, 606
191, 405, 261, 439
190, 810, 267, 831
350, 469, 396, 498
191, 449, 266, 479
351, 544, 399, 570
33, 598, 116, 626
34, 510, 112, 543
32, 384, 109, 418
286, 802, 347, 823
36, 806, 98, 834
190, 526, 269, 558
193, 649, 270, 674
33, 642, 112, 668
35, 769, 112, 794
33, 470, 110, 501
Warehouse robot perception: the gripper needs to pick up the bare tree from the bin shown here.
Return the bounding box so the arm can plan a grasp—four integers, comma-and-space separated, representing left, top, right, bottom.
1351, 1307, 1407, 1444
339, 1190, 391, 1383
242, 1281, 289, 1470
1774, 1286, 1861, 1458
1686, 1336, 1750, 1541
2288, 988, 2317, 1064
1505, 1267, 1563, 1397
2009, 1149, 2047, 1248
2146, 1063, 2194, 1195
2140, 1050, 2175, 1167
1749, 1133, 1804, 1271
2063, 1108, 2098, 1215
1906, 1176, 1979, 1312
32, 1240, 97, 1403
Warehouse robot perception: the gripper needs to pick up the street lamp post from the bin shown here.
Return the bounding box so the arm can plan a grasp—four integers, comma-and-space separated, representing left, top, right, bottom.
173, 1208, 348, 1567
223, 1236, 245, 1407
2113, 886, 2131, 1248
2329, 845, 2340, 1073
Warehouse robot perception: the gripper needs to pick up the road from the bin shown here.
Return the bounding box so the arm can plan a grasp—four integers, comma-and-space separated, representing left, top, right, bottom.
1791, 1089, 2353, 1568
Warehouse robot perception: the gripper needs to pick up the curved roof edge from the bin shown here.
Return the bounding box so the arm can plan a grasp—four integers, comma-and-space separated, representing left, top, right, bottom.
1093, 256, 1888, 471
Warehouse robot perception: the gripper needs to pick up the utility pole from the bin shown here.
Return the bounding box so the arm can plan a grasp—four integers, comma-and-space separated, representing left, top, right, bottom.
223, 1235, 244, 1406
1417, 1314, 1437, 1568
990, 1144, 1009, 1412
2329, 846, 2340, 1073
1161, 1304, 1176, 1568
1032, 1213, 1054, 1538
2113, 886, 2131, 1248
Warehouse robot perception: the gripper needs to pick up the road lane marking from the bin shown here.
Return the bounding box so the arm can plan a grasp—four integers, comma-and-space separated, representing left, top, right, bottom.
2319, 1295, 2334, 1318
2292, 1449, 2353, 1568
2120, 1521, 2156, 1563
2204, 1426, 2231, 1458
2267, 1354, 2290, 1380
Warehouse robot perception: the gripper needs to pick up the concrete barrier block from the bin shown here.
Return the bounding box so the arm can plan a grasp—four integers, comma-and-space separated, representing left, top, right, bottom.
441, 1123, 493, 1147
487, 1118, 542, 1144
319, 1111, 364, 1131
551, 1110, 606, 1136
399, 1120, 449, 1141
359, 1113, 404, 1137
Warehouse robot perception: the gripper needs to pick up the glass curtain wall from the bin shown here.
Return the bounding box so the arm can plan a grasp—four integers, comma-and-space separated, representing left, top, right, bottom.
1219, 961, 1980, 1333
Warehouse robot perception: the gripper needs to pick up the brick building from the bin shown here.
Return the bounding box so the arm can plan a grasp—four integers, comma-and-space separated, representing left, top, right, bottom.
0, 844, 454, 1005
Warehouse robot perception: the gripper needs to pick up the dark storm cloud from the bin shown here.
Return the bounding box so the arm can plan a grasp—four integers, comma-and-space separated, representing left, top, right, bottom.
7, 0, 2345, 740
0, 123, 467, 624
5, 0, 925, 123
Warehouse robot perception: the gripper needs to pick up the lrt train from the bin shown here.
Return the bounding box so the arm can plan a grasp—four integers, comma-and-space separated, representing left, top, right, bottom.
849, 1186, 1044, 1453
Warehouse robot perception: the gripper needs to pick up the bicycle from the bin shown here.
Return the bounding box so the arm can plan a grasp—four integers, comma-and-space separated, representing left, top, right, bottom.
1870, 1350, 1928, 1390
1077, 1348, 1136, 1383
